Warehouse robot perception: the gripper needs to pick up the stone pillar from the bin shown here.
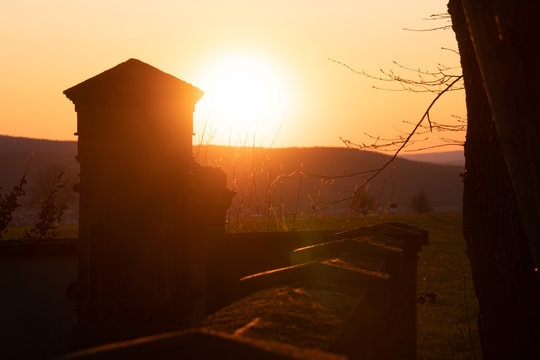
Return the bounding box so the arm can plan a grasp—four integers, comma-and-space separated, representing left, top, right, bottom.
64, 59, 210, 347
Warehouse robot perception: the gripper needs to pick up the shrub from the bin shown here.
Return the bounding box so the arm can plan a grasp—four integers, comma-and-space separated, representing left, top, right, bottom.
408, 191, 433, 214
25, 171, 67, 240
351, 186, 377, 215
0, 170, 28, 239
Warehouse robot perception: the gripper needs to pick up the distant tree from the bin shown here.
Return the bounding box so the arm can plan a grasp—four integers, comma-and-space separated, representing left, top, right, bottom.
25, 169, 67, 240
351, 186, 376, 215
407, 191, 433, 214
27, 164, 75, 210
0, 170, 28, 239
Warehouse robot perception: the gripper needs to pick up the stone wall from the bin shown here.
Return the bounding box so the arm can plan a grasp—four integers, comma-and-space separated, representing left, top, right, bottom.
63, 223, 427, 359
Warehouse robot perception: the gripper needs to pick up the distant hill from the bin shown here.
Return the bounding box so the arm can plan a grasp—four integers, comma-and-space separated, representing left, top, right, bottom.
194, 145, 463, 215
0, 136, 78, 189
0, 135, 463, 224
0, 136, 79, 225
400, 150, 464, 167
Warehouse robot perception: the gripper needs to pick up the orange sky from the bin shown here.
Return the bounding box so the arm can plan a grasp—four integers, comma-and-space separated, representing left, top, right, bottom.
0, 0, 464, 151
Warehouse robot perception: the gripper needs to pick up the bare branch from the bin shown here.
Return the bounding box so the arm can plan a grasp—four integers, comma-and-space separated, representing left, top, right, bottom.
442, 47, 460, 55
403, 25, 452, 32
403, 143, 464, 152
403, 12, 452, 32
330, 58, 463, 94
340, 75, 463, 187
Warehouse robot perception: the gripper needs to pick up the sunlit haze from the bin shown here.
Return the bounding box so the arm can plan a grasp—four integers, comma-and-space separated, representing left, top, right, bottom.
195, 52, 290, 145
0, 0, 464, 150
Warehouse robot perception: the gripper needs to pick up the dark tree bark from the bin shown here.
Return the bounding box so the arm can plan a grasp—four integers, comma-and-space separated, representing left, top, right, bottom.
460, 0, 540, 266
448, 0, 540, 358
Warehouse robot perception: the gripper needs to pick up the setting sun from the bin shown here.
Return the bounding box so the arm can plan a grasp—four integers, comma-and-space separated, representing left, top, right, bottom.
195, 53, 290, 146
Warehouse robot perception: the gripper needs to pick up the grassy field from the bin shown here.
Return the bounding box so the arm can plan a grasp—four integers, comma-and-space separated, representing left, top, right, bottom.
386, 213, 480, 360
3, 213, 480, 359
1, 224, 78, 240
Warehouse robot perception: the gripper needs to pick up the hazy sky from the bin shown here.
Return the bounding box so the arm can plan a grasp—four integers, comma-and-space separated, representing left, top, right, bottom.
0, 0, 464, 150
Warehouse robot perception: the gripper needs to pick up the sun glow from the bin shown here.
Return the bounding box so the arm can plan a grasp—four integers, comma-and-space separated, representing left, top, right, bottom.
195, 53, 290, 146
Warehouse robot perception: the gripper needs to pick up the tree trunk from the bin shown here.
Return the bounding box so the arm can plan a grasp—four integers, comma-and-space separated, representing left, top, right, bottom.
460, 0, 540, 271
448, 0, 540, 358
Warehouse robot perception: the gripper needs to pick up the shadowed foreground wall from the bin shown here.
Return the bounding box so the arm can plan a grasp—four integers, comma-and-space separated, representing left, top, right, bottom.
1, 223, 426, 359
0, 241, 77, 359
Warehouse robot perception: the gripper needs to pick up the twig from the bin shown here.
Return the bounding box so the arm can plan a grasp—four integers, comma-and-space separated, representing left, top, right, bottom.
403, 143, 464, 152
403, 25, 452, 32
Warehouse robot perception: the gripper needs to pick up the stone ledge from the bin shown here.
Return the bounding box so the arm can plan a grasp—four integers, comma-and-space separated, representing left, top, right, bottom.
63, 328, 345, 360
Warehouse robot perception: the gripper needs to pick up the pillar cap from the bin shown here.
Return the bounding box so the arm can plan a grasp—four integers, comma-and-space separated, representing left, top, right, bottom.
64, 58, 204, 106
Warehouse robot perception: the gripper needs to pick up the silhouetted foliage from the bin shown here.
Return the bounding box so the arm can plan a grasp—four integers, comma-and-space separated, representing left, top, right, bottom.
25, 171, 67, 240
27, 164, 75, 210
0, 169, 28, 239
407, 191, 433, 214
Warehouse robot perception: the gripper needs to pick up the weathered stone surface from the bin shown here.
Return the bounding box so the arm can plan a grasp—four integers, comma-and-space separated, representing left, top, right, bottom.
238, 260, 389, 297
291, 236, 402, 276
63, 328, 345, 360
203, 283, 368, 350
336, 222, 428, 251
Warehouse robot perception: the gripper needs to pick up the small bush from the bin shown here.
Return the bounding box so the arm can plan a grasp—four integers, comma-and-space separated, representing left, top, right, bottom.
0, 170, 28, 239
351, 186, 377, 215
25, 171, 67, 240
408, 191, 433, 214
